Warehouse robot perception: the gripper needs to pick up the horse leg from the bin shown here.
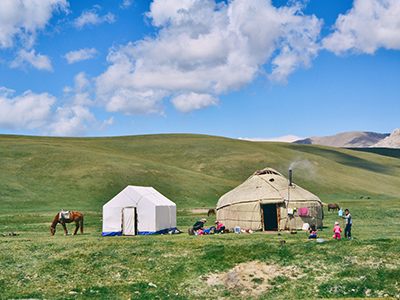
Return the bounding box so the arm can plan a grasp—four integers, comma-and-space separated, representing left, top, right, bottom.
80, 217, 84, 234
61, 222, 68, 235
73, 220, 79, 235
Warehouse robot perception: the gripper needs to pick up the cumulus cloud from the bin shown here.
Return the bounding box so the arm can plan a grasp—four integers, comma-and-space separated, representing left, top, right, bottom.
45, 105, 96, 136
95, 0, 322, 115
0, 0, 69, 49
10, 49, 53, 71
171, 92, 218, 113
323, 0, 400, 55
0, 88, 56, 129
63, 72, 94, 106
63, 48, 99, 64
105, 88, 168, 115
72, 9, 116, 29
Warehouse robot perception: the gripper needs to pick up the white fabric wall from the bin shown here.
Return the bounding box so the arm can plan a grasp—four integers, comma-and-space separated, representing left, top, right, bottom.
102, 186, 176, 234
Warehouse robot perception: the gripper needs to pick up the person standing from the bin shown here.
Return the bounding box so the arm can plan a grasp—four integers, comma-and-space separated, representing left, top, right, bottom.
342, 209, 352, 239
333, 221, 342, 239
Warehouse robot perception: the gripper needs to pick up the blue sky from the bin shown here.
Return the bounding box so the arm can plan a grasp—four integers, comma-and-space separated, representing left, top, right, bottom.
0, 0, 399, 140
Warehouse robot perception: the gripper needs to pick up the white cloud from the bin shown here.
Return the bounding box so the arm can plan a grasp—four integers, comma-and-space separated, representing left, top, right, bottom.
63, 72, 94, 106
63, 48, 99, 64
72, 9, 115, 29
45, 105, 96, 136
0, 84, 99, 136
323, 0, 400, 55
171, 92, 218, 113
0, 0, 69, 49
0, 88, 56, 130
100, 116, 115, 131
120, 0, 133, 9
95, 0, 322, 116
73, 72, 91, 92
103, 116, 114, 126
105, 88, 168, 115
10, 49, 53, 71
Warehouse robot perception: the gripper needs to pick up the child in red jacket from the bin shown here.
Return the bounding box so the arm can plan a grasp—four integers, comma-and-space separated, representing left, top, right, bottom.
333, 221, 342, 239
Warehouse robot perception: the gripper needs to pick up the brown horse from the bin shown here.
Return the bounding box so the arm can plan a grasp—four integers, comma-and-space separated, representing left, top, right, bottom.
50, 211, 84, 236
328, 203, 340, 212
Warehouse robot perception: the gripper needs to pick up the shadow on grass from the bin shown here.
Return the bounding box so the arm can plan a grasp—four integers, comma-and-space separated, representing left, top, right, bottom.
292, 146, 395, 174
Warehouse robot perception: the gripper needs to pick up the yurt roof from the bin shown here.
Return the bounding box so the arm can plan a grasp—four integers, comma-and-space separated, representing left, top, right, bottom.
216, 167, 320, 209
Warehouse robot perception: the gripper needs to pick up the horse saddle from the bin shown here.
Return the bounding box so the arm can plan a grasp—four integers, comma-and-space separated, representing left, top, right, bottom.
59, 210, 71, 220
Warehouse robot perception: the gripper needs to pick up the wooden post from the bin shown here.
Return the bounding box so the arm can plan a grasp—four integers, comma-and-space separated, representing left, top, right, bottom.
260, 202, 265, 231
276, 204, 281, 231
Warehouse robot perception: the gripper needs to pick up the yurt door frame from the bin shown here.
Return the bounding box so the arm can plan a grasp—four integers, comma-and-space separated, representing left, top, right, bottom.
261, 204, 278, 231
121, 207, 137, 235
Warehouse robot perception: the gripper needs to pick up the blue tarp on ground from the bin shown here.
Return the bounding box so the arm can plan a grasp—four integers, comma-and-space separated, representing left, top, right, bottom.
102, 227, 179, 236
102, 231, 122, 236
138, 227, 179, 235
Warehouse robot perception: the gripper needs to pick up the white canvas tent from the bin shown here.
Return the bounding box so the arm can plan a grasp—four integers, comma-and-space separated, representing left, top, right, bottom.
102, 186, 177, 236
216, 168, 323, 231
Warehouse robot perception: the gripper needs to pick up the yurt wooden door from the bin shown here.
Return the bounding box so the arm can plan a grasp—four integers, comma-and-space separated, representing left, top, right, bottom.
261, 204, 278, 231
122, 207, 136, 235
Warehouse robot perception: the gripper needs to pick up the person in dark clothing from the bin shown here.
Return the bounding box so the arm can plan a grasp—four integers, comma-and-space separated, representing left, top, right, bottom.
193, 219, 207, 231
342, 209, 352, 239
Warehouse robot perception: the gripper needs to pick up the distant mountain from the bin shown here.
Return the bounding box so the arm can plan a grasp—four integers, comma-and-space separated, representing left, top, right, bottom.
293, 131, 389, 148
371, 129, 400, 148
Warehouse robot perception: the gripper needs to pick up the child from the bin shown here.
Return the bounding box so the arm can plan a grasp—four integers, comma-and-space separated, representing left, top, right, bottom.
215, 221, 226, 233
342, 209, 352, 239
333, 221, 342, 239
308, 224, 317, 239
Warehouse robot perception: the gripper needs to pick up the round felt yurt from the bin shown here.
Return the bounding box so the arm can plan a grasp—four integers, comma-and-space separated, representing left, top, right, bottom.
216, 168, 323, 231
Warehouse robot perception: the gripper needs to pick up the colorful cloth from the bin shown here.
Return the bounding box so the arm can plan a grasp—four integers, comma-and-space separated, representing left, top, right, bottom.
299, 207, 309, 216
216, 222, 225, 230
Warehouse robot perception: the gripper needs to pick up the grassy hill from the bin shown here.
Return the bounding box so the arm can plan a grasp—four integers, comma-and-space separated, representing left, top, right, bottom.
1, 133, 400, 214
1, 134, 400, 299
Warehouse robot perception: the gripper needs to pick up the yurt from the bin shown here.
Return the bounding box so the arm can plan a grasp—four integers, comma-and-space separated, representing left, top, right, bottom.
102, 186, 177, 236
216, 168, 323, 231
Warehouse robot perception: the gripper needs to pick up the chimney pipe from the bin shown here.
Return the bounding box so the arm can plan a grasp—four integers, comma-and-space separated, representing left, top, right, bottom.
289, 169, 293, 186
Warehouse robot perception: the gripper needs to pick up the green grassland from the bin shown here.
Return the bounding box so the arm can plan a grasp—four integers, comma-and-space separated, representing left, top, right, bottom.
0, 134, 399, 299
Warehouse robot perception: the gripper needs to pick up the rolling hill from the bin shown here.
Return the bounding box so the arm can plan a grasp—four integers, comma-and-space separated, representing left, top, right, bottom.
1, 134, 400, 215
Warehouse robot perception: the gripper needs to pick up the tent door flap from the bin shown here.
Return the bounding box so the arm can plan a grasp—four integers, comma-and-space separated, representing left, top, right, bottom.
122, 207, 136, 236
261, 204, 278, 231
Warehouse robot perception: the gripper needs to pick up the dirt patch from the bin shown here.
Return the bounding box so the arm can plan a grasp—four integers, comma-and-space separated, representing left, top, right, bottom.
202, 261, 304, 297
188, 209, 209, 214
